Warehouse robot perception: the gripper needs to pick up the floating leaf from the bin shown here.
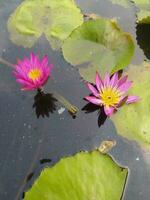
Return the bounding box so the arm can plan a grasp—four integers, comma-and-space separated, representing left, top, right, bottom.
7, 0, 83, 49
112, 62, 150, 148
132, 0, 150, 23
25, 150, 128, 200
62, 19, 134, 83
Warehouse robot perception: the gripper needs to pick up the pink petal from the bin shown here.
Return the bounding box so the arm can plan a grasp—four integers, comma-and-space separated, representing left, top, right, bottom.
117, 96, 128, 107
85, 96, 102, 105
110, 73, 119, 87
87, 83, 99, 97
14, 53, 52, 91
104, 106, 115, 117
23, 58, 31, 68
16, 79, 34, 87
118, 81, 132, 94
41, 55, 48, 67
118, 75, 128, 87
104, 73, 110, 87
126, 95, 140, 104
30, 52, 39, 68
95, 71, 103, 91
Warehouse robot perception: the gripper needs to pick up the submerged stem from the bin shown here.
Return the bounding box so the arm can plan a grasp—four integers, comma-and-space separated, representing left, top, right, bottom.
15, 138, 45, 200
0, 58, 15, 68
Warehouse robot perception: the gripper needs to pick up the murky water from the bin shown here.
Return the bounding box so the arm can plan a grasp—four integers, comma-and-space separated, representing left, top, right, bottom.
0, 0, 150, 199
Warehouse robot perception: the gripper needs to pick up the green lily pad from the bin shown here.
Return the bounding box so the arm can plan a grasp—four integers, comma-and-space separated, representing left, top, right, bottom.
7, 0, 83, 49
62, 18, 134, 83
132, 0, 150, 23
112, 62, 150, 148
24, 150, 128, 200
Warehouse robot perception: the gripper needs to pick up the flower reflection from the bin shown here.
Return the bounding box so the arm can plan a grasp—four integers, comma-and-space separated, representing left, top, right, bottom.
33, 89, 57, 118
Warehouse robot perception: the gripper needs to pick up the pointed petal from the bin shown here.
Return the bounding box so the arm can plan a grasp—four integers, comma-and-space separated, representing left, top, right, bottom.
118, 81, 132, 94
16, 79, 34, 87
41, 55, 48, 67
110, 73, 118, 87
104, 73, 110, 87
118, 75, 128, 87
95, 72, 103, 91
30, 52, 35, 64
85, 96, 102, 105
30, 52, 39, 67
117, 96, 128, 107
126, 95, 140, 104
87, 83, 99, 97
104, 106, 115, 117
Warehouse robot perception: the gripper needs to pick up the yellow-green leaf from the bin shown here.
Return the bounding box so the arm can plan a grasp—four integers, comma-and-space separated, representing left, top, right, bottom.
62, 18, 134, 83
25, 151, 128, 200
7, 0, 83, 49
112, 62, 150, 148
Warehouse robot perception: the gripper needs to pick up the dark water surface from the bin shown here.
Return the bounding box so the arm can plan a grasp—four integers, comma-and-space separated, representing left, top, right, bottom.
0, 0, 150, 199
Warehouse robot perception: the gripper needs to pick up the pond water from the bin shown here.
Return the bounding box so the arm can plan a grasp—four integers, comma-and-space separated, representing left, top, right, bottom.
0, 0, 150, 199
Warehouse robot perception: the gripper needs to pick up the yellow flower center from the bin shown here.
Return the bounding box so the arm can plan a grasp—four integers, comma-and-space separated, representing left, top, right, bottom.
100, 87, 120, 107
28, 68, 41, 81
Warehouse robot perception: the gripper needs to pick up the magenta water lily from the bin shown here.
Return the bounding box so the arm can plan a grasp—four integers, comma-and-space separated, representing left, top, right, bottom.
85, 72, 139, 117
13, 53, 53, 91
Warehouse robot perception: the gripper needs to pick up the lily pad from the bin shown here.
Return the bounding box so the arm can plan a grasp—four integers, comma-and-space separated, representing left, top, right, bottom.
62, 18, 134, 83
132, 0, 150, 23
112, 62, 150, 148
24, 150, 128, 200
7, 0, 83, 49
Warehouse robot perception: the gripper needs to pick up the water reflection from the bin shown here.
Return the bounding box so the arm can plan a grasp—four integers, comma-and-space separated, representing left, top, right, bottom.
40, 158, 52, 164
136, 24, 150, 60
33, 89, 57, 118
82, 102, 107, 127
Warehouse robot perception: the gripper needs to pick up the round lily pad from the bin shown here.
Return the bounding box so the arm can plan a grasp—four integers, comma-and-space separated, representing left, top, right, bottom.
24, 151, 128, 200
62, 18, 134, 83
7, 0, 83, 49
112, 62, 150, 148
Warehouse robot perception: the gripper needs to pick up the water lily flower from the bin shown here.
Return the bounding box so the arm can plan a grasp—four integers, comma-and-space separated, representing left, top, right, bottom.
13, 53, 53, 91
85, 72, 139, 117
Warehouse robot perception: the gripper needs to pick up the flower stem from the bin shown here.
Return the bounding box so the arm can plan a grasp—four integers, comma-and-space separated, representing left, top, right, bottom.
0, 58, 15, 68
53, 91, 79, 115
37, 88, 78, 115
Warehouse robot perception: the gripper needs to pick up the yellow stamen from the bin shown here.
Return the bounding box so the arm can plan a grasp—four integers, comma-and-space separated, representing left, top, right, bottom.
28, 68, 41, 81
100, 87, 120, 107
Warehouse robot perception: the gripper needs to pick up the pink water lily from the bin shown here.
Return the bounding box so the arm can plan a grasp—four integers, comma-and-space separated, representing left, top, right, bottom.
13, 53, 53, 91
85, 72, 139, 117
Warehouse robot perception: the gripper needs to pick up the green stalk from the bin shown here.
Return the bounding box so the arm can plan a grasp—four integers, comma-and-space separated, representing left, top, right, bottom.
53, 91, 78, 115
